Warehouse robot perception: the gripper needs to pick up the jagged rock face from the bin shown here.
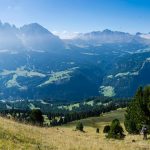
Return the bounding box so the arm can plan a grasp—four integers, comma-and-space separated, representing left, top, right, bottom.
0, 22, 64, 52
0, 22, 23, 50
65, 29, 148, 47
0, 21, 150, 101
20, 23, 64, 52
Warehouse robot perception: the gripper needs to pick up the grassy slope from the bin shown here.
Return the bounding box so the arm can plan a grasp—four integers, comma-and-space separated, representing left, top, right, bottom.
64, 108, 125, 128
0, 109, 149, 150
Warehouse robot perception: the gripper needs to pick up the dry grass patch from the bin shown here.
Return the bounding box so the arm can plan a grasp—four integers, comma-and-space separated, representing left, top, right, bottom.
0, 109, 149, 150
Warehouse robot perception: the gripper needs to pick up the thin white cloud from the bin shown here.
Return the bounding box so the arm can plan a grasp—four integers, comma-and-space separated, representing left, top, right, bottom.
52, 30, 79, 39
140, 34, 150, 39
7, 5, 21, 11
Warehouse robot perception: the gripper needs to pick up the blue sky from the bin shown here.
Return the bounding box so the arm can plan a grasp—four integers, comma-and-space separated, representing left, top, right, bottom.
0, 0, 150, 37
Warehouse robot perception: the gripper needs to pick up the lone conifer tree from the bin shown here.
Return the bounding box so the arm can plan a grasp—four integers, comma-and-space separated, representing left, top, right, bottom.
76, 122, 84, 131
29, 109, 44, 125
107, 119, 125, 139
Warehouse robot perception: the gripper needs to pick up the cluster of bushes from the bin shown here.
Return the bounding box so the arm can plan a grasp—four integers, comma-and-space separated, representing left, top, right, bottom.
0, 110, 30, 122
75, 119, 125, 140
0, 109, 44, 126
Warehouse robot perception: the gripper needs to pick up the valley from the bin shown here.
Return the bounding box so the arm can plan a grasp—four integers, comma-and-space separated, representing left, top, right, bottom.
0, 22, 150, 101
0, 1, 150, 150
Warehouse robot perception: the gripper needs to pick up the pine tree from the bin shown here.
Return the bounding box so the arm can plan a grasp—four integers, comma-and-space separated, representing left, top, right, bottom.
29, 109, 44, 125
107, 119, 125, 139
76, 122, 84, 131
124, 86, 150, 134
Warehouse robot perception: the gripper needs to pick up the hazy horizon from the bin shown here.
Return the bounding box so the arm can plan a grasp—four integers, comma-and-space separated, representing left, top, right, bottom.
0, 20, 149, 40
0, 0, 150, 39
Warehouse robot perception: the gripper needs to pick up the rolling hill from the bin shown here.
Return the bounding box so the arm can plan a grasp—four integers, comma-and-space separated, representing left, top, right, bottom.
0, 109, 149, 150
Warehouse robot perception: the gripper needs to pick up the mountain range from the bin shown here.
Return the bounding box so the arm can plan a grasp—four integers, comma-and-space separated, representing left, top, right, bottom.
0, 21, 150, 101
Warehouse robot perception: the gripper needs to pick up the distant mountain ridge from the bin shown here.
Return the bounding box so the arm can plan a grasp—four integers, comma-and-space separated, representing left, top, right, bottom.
0, 21, 150, 101
0, 21, 64, 52
65, 29, 149, 46
0, 21, 150, 49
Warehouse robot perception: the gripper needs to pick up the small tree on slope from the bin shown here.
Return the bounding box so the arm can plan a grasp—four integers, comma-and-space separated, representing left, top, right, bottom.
107, 119, 125, 139
29, 109, 44, 125
76, 122, 84, 131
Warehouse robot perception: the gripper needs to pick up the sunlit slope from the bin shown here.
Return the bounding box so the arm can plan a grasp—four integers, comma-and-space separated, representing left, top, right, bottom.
64, 109, 125, 128
0, 109, 149, 150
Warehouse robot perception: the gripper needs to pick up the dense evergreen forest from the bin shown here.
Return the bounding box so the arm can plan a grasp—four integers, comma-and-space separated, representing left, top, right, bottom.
0, 97, 130, 126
